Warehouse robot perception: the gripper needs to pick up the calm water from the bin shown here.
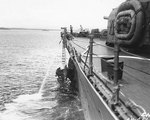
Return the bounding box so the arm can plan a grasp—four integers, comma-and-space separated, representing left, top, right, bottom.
0, 30, 84, 120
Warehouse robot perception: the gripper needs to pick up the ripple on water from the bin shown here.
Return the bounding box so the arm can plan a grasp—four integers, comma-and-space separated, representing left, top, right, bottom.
0, 31, 84, 120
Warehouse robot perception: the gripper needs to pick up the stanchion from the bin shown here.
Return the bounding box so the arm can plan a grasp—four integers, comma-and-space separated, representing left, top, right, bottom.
88, 34, 94, 77
113, 37, 120, 104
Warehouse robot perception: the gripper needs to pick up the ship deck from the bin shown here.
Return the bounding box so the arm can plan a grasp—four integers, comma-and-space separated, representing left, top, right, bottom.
70, 37, 150, 114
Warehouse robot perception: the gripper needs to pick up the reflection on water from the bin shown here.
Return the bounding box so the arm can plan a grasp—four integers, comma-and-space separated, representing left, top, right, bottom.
0, 30, 84, 120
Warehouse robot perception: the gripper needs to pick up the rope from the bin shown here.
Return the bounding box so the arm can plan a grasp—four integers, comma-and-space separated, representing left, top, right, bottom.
72, 40, 114, 52
94, 41, 150, 62
124, 64, 150, 75
93, 41, 114, 50
84, 46, 90, 71
118, 64, 150, 87
72, 40, 86, 50
73, 39, 88, 43
120, 48, 150, 61
122, 68, 150, 87
71, 38, 150, 87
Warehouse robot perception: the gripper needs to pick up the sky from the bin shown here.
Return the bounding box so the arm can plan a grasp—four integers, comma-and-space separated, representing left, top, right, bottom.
0, 0, 125, 29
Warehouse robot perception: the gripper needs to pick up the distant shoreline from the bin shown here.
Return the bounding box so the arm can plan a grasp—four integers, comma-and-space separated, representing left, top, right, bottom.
0, 27, 60, 31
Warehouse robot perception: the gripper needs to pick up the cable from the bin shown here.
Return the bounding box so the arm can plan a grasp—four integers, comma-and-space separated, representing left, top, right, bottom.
122, 69, 150, 87
72, 38, 150, 87
71, 40, 86, 50
93, 41, 114, 50
120, 48, 150, 61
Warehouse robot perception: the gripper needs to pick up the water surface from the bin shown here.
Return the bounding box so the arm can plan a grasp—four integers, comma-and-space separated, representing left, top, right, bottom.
0, 30, 84, 120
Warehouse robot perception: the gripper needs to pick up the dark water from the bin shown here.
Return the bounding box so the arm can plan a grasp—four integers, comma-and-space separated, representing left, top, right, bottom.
0, 30, 84, 120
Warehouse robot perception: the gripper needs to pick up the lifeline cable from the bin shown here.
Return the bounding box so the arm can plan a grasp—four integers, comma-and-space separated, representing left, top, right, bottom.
72, 40, 87, 50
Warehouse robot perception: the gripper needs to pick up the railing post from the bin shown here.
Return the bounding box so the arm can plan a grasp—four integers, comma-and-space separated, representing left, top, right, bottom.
113, 37, 120, 104
89, 34, 94, 77
70, 25, 73, 35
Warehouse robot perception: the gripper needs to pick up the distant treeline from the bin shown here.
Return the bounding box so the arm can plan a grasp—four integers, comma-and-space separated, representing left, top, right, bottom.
0, 27, 60, 31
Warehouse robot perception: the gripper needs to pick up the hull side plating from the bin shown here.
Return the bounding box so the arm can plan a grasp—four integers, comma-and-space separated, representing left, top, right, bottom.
73, 59, 117, 120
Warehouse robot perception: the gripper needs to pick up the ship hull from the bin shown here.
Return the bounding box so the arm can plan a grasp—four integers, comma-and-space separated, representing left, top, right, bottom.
72, 58, 117, 120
